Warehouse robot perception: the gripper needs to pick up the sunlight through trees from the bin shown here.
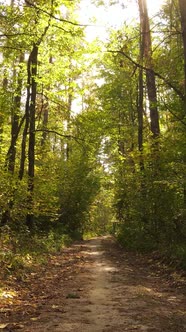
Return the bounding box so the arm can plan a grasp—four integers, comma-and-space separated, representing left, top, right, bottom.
0, 0, 186, 269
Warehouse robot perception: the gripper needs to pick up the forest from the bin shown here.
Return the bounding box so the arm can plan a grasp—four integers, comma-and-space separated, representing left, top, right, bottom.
0, 0, 186, 275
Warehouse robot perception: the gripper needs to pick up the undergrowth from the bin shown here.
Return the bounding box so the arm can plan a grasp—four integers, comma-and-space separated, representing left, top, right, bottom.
0, 225, 72, 280
116, 227, 186, 270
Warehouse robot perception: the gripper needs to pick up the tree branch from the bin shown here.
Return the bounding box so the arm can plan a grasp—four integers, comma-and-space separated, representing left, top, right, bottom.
32, 129, 85, 145
0, 46, 23, 51
107, 49, 184, 101
24, 0, 92, 27
162, 100, 186, 126
37, 93, 67, 109
52, 24, 79, 35
0, 33, 35, 38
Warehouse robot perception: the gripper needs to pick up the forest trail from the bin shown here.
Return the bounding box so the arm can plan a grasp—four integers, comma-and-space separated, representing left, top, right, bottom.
0, 236, 186, 332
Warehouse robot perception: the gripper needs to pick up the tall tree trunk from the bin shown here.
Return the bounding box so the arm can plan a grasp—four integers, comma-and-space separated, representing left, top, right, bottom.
138, 70, 143, 153
138, 0, 160, 139
65, 83, 72, 161
41, 56, 52, 146
118, 108, 125, 157
6, 53, 24, 173
138, 9, 144, 158
179, 0, 186, 115
0, 71, 8, 153
19, 54, 32, 180
18, 44, 38, 229
27, 43, 38, 229
138, 0, 160, 235
1, 54, 24, 226
178, 0, 186, 208
41, 101, 49, 146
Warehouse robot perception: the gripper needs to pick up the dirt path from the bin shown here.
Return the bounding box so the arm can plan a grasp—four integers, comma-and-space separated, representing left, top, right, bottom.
0, 236, 186, 331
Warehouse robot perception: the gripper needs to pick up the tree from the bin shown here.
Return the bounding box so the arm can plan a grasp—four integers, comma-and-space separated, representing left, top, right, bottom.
0, 0, 185, 267
138, 0, 160, 139
0, 0, 86, 228
178, 0, 186, 209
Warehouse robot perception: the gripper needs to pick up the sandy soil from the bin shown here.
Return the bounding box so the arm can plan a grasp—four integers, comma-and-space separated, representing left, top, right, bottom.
0, 236, 186, 331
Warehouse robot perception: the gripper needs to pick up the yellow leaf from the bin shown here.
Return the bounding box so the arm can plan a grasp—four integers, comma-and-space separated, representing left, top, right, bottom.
0, 324, 8, 329
52, 305, 59, 309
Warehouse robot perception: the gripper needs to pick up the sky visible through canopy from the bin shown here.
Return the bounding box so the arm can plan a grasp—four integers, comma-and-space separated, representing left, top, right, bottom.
79, 0, 166, 41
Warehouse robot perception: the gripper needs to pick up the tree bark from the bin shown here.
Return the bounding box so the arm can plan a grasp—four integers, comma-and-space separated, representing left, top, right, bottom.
138, 0, 160, 139
41, 99, 49, 146
27, 43, 38, 229
138, 7, 144, 155
65, 84, 72, 161
0, 71, 8, 152
178, 0, 186, 208
179, 0, 186, 115
41, 56, 53, 146
19, 54, 32, 180
28, 43, 38, 187
6, 53, 24, 173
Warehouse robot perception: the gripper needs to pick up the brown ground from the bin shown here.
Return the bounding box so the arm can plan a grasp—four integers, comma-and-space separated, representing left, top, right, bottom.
0, 236, 186, 331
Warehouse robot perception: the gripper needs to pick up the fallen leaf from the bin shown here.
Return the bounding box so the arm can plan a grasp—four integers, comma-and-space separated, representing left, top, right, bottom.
52, 305, 59, 309
0, 324, 8, 329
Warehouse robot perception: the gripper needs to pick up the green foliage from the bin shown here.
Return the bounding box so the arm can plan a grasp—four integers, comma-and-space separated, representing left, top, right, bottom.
88, 1, 186, 268
85, 175, 115, 236
0, 225, 72, 278
113, 141, 186, 265
168, 244, 186, 269
58, 144, 101, 238
0, 0, 186, 271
